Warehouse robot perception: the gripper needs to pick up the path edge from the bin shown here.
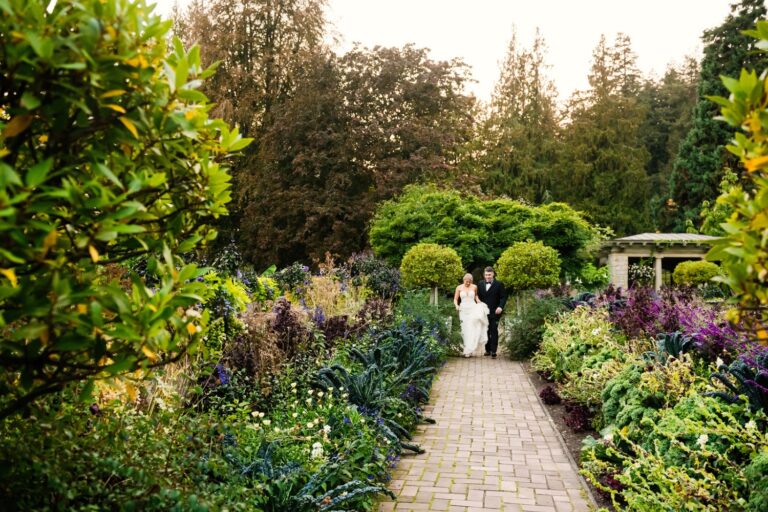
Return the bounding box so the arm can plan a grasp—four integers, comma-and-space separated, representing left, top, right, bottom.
521, 360, 600, 510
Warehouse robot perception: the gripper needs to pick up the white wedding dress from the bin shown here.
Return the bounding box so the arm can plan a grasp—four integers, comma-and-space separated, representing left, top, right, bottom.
458, 289, 489, 356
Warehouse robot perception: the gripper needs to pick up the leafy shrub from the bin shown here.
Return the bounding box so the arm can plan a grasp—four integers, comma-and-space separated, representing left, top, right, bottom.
745, 450, 768, 512
272, 299, 317, 359
601, 356, 703, 431
708, 349, 768, 413
600, 362, 652, 429
628, 262, 655, 287
707, 22, 768, 333
574, 263, 610, 291
346, 252, 400, 299
673, 260, 722, 286
399, 243, 463, 292
564, 402, 594, 432
368, 184, 598, 275
531, 307, 623, 382
560, 347, 627, 408
503, 294, 566, 360
495, 241, 561, 292
539, 386, 562, 405
0, 0, 251, 418
599, 395, 767, 511
274, 262, 311, 294
0, 397, 237, 510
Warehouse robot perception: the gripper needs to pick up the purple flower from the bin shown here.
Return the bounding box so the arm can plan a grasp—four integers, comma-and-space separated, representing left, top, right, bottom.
214, 364, 230, 385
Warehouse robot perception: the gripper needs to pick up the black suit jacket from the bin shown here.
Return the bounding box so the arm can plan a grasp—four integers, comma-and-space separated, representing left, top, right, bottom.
477, 280, 508, 319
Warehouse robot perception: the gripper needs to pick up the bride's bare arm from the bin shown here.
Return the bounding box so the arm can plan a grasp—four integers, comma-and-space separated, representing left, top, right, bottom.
474, 284, 481, 303
453, 286, 461, 310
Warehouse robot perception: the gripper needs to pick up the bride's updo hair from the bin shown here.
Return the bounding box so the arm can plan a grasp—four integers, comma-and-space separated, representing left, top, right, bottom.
463, 273, 473, 283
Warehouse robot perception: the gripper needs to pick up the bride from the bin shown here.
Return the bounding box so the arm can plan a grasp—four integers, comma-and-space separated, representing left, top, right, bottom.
453, 273, 489, 357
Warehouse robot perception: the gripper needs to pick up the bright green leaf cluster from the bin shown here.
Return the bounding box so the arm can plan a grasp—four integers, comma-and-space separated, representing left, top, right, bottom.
399, 243, 463, 291
495, 241, 561, 292
706, 19, 768, 328
0, 0, 251, 417
673, 260, 722, 286
369, 185, 598, 276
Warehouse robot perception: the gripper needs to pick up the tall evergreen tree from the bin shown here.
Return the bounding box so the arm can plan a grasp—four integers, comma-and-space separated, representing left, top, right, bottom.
555, 34, 651, 235
475, 29, 560, 202
664, 0, 767, 231
639, 58, 700, 225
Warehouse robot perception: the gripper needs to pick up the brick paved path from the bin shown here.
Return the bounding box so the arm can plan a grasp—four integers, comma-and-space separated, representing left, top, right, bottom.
380, 356, 594, 512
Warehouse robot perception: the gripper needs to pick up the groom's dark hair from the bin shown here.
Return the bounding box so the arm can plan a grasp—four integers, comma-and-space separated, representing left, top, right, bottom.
484, 266, 494, 274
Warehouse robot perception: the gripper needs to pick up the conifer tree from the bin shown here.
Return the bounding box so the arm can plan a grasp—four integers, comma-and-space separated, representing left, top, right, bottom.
665, 0, 767, 230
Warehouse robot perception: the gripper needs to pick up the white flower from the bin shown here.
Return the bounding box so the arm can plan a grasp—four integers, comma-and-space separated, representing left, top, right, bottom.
317, 391, 324, 398
259, 412, 265, 418
306, 398, 312, 405
292, 412, 299, 418
185, 308, 201, 318
290, 382, 297, 388
262, 419, 271, 426
307, 421, 315, 428
323, 425, 331, 434
308, 389, 314, 395
250, 411, 260, 417
696, 434, 708, 449
591, 328, 601, 336
716, 357, 725, 368
310, 442, 324, 459
274, 427, 281, 433
746, 420, 757, 430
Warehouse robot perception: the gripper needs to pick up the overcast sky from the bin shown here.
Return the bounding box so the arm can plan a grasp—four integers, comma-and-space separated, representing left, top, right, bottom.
153, 0, 762, 102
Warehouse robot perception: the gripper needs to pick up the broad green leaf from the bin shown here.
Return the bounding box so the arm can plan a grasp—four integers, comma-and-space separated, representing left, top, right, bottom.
26, 158, 53, 188
94, 162, 123, 188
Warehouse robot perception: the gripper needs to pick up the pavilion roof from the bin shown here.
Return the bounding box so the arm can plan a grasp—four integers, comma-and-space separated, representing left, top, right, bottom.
602, 233, 720, 251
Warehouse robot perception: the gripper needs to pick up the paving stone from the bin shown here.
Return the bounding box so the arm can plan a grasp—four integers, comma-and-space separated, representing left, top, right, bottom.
379, 357, 594, 511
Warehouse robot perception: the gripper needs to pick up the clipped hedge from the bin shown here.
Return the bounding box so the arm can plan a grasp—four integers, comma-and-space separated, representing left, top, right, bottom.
399, 243, 463, 291
673, 260, 721, 286
496, 241, 561, 292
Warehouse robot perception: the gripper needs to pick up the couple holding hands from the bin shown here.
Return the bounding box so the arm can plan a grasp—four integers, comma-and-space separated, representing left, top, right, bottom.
453, 267, 508, 359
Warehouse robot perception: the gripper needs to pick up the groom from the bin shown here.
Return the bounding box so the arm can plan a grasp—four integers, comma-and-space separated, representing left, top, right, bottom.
477, 266, 507, 359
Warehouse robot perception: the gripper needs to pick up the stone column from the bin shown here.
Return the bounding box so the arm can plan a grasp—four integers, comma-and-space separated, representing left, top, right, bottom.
654, 255, 663, 291
608, 251, 628, 290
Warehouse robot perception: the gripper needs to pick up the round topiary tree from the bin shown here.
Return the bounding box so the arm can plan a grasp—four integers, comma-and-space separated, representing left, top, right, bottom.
496, 241, 561, 292
400, 243, 463, 305
673, 260, 721, 286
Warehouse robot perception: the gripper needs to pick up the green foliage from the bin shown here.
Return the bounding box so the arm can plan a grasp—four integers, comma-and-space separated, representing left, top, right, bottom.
574, 263, 610, 291
399, 243, 463, 292
706, 20, 768, 330
699, 168, 739, 235
600, 395, 767, 511
0, 0, 251, 418
475, 29, 560, 203
495, 241, 561, 292
394, 290, 461, 354
554, 34, 652, 235
745, 449, 768, 512
370, 185, 598, 275
531, 307, 623, 382
502, 295, 566, 360
559, 347, 627, 408
665, 0, 767, 231
673, 260, 721, 286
